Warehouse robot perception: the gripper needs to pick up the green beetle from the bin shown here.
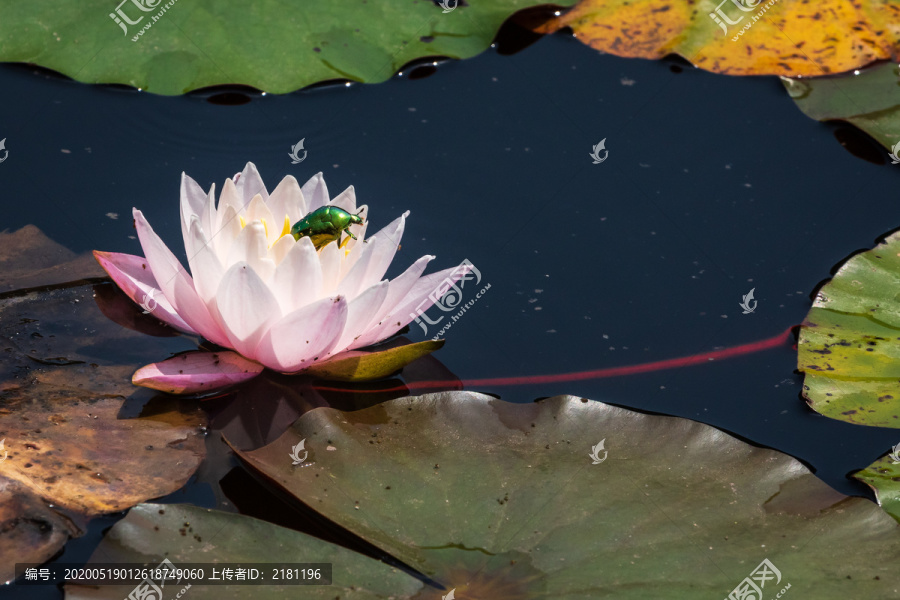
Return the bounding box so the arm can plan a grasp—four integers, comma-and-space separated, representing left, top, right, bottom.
291, 205, 364, 250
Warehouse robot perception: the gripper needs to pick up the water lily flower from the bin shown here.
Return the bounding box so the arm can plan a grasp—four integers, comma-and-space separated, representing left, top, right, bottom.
94, 163, 466, 394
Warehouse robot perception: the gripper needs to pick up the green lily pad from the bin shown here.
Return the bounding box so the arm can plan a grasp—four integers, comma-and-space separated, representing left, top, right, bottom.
64, 503, 423, 599
783, 62, 900, 152
304, 339, 445, 382
0, 0, 577, 95
854, 453, 900, 523
229, 392, 900, 597
798, 229, 900, 427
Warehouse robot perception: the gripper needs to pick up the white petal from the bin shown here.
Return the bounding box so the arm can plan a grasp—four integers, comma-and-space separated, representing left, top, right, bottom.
269, 175, 306, 223
255, 295, 348, 372
216, 261, 282, 359
271, 237, 322, 315
227, 222, 274, 281
301, 172, 329, 213
270, 233, 295, 267
133, 208, 229, 347
180, 172, 208, 257
336, 238, 376, 300
357, 211, 407, 291
339, 220, 369, 279
186, 217, 224, 305
212, 204, 241, 261
329, 185, 356, 213
330, 281, 389, 353
216, 178, 244, 234
244, 194, 277, 246
235, 162, 269, 204
319, 242, 341, 294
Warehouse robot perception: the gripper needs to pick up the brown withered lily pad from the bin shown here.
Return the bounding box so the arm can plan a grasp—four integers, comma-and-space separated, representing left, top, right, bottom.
0, 225, 104, 292
0, 282, 205, 582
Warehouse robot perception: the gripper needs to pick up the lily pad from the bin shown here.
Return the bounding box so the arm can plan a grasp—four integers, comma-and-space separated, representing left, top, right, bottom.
304, 339, 445, 382
229, 392, 900, 597
783, 61, 900, 152
536, 0, 900, 77
854, 453, 900, 523
797, 228, 900, 427
0, 0, 578, 95
0, 225, 104, 292
0, 282, 206, 582
0, 478, 84, 585
64, 503, 424, 600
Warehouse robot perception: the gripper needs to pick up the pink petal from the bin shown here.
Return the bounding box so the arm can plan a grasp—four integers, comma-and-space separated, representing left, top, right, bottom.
255, 295, 348, 372
133, 208, 230, 347
216, 261, 282, 359
353, 254, 434, 346
330, 281, 389, 354
352, 263, 464, 349
93, 250, 196, 334
133, 351, 263, 395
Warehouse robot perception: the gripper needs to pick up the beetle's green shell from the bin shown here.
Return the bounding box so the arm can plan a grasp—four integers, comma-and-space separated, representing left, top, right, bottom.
291, 206, 363, 250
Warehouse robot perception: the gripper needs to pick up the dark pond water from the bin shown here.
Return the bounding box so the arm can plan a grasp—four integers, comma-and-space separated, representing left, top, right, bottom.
2, 21, 900, 599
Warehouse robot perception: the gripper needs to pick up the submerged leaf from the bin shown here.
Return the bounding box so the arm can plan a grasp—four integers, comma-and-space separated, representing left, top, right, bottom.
784, 62, 900, 152
229, 392, 900, 597
64, 503, 423, 600
537, 0, 900, 77
798, 228, 900, 427
303, 339, 445, 382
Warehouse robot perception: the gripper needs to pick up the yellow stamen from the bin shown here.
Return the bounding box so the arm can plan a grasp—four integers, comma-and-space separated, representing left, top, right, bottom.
280, 215, 291, 239
262, 218, 269, 239
239, 215, 246, 229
